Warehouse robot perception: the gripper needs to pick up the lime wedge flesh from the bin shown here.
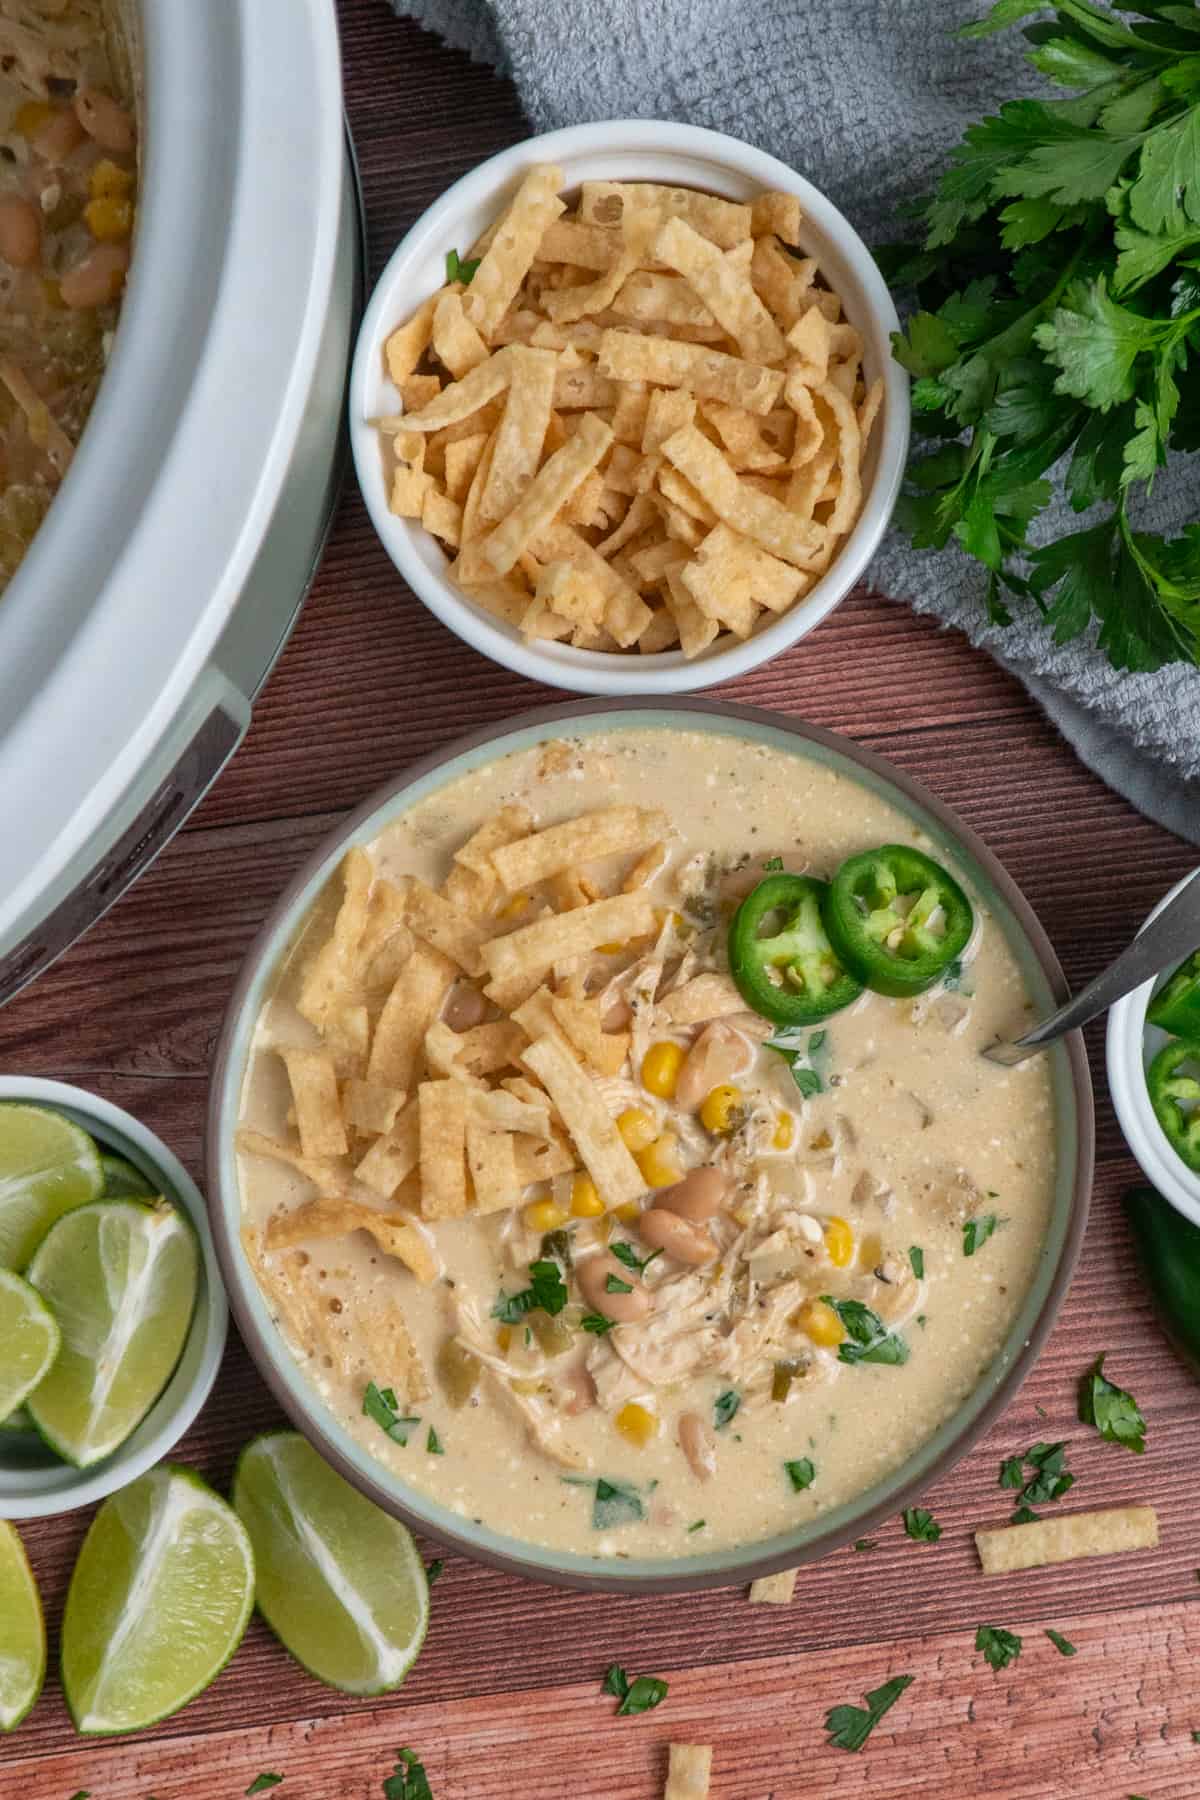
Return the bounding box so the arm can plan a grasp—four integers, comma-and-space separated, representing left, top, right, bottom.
61, 1465, 254, 1734
100, 1154, 157, 1199
0, 1104, 103, 1271
25, 1199, 198, 1467
233, 1431, 428, 1694
0, 1267, 60, 1419
0, 1521, 45, 1731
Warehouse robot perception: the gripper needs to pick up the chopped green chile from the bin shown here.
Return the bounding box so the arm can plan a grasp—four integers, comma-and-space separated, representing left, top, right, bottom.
1148, 1040, 1200, 1172
772, 1357, 807, 1402
528, 1309, 575, 1357
436, 1338, 481, 1408
728, 874, 863, 1026
823, 845, 974, 998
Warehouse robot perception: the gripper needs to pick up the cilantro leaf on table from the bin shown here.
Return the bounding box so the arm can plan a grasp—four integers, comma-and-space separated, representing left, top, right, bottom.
1046, 1628, 1078, 1657
977, 1625, 1023, 1672
902, 1506, 943, 1543
382, 1748, 434, 1800
602, 1663, 669, 1717
998, 1440, 1076, 1522
1078, 1353, 1147, 1452
246, 1779, 284, 1796
824, 1674, 915, 1751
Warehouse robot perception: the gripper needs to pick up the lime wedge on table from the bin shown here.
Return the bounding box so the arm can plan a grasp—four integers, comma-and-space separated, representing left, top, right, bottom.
0, 1521, 45, 1732
100, 1153, 156, 1199
233, 1431, 429, 1694
0, 1104, 103, 1271
25, 1199, 198, 1467
61, 1465, 253, 1734
0, 1267, 60, 1419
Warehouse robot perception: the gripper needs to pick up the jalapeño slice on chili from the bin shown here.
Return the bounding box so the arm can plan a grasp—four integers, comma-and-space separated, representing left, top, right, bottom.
823, 845, 973, 998
1147, 1039, 1200, 1174
728, 874, 863, 1027
1148, 948, 1200, 1039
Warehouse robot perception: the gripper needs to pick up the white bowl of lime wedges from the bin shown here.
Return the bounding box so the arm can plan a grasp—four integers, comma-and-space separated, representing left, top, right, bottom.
0, 1078, 227, 1520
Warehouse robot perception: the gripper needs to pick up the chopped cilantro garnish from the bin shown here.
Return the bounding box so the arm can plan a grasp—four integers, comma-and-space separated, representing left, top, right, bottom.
602, 1663, 668, 1716
611, 1241, 661, 1275
363, 1382, 421, 1446
444, 248, 480, 286
853, 1538, 877, 1552
1045, 1629, 1076, 1657
820, 1296, 910, 1367
687, 1519, 706, 1533
564, 1475, 645, 1529
976, 1625, 1022, 1672
246, 1779, 284, 1796
426, 1426, 444, 1455
605, 1273, 634, 1294
383, 1747, 434, 1800
581, 1312, 616, 1334
714, 1389, 741, 1430
785, 1457, 816, 1492
909, 1245, 925, 1280
824, 1673, 914, 1752
764, 1024, 827, 1096
963, 1213, 1004, 1256
902, 1506, 942, 1543
425, 1558, 443, 1588
1078, 1354, 1146, 1454
762, 855, 784, 870
492, 1257, 569, 1322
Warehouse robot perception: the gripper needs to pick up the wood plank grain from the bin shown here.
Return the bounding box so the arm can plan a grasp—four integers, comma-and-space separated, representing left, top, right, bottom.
8, 1602, 1200, 1797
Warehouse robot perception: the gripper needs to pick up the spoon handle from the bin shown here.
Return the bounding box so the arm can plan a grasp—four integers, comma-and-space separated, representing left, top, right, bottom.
993, 869, 1200, 1063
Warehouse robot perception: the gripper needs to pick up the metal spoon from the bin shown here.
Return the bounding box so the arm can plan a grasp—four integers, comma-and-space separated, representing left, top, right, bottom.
984, 868, 1200, 1066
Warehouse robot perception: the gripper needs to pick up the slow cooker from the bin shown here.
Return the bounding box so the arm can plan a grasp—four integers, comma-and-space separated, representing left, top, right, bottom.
0, 0, 362, 1006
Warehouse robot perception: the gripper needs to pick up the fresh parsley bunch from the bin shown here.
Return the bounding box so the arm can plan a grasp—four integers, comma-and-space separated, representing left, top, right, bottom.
880, 0, 1200, 673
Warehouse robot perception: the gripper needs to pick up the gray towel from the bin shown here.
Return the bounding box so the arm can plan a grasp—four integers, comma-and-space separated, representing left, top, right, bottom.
395, 0, 1200, 842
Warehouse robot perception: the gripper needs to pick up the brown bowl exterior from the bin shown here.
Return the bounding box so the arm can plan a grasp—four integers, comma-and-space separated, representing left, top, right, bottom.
206, 697, 1094, 1593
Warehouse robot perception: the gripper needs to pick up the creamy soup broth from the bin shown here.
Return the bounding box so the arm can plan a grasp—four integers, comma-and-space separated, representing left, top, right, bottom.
237, 729, 1057, 1559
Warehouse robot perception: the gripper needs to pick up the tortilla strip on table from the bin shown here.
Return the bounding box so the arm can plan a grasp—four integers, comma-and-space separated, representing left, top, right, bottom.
975, 1506, 1159, 1574
521, 1034, 644, 1207
748, 1567, 798, 1604
664, 1744, 713, 1800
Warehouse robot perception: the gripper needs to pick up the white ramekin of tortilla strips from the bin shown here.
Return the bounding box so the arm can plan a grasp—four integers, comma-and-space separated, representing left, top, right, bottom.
349, 120, 909, 696
0, 1078, 227, 1520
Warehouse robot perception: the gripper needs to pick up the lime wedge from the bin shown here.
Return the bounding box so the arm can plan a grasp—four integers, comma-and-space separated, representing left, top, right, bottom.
233, 1431, 428, 1694
25, 1199, 198, 1467
0, 1404, 34, 1433
0, 1521, 45, 1731
61, 1465, 253, 1734
0, 1267, 60, 1420
100, 1154, 156, 1199
0, 1103, 103, 1271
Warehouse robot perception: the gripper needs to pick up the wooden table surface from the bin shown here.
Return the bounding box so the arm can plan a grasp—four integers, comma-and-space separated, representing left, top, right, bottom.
5, 5, 1200, 1796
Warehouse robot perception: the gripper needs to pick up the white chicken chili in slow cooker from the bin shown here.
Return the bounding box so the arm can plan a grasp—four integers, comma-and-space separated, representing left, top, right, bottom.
236, 729, 1057, 1558
0, 1, 136, 592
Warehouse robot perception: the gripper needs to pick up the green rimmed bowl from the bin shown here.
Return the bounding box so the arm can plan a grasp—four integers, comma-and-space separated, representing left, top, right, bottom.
207, 699, 1093, 1593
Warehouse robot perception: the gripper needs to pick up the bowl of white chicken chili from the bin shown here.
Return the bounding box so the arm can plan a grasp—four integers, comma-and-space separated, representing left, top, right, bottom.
208, 699, 1093, 1592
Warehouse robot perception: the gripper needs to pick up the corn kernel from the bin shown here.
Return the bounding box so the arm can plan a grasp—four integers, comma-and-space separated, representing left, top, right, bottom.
499, 892, 530, 919
796, 1297, 845, 1347
859, 1232, 883, 1272
636, 1131, 683, 1188
613, 1200, 643, 1224
617, 1107, 658, 1152
89, 158, 134, 200
641, 1040, 684, 1099
13, 100, 53, 138
495, 1325, 513, 1353
615, 1401, 658, 1446
700, 1084, 743, 1135
524, 1199, 567, 1233
570, 1174, 605, 1218
772, 1110, 795, 1151
84, 195, 133, 241
825, 1216, 854, 1268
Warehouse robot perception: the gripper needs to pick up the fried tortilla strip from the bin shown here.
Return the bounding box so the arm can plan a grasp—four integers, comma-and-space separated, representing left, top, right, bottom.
598, 330, 784, 417
622, 840, 670, 892
748, 1567, 798, 1604
976, 1506, 1158, 1574
400, 350, 514, 431
664, 1744, 713, 1800
479, 411, 613, 575
522, 1034, 644, 1207
443, 430, 490, 503
661, 424, 823, 568
814, 376, 864, 537
611, 270, 718, 329
297, 847, 373, 1032
424, 1018, 488, 1085
859, 375, 885, 446
462, 163, 566, 340
264, 1197, 438, 1284
356, 1294, 430, 1404
661, 973, 746, 1025
543, 205, 662, 325
550, 995, 630, 1077
418, 1079, 470, 1218
491, 805, 669, 891
357, 878, 414, 995
367, 943, 457, 1091
447, 1019, 526, 1079
653, 215, 787, 365
752, 189, 803, 243
279, 1047, 347, 1161
530, 521, 652, 647
579, 180, 750, 249
236, 1128, 345, 1195
469, 1086, 552, 1136
432, 289, 489, 379
465, 1120, 522, 1213
355, 1099, 420, 1200
403, 877, 489, 976
514, 1131, 577, 1183
477, 344, 558, 525
678, 527, 759, 637
665, 567, 720, 661
482, 892, 656, 1008
341, 1079, 404, 1138
385, 294, 437, 388
538, 216, 622, 271
785, 305, 831, 387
